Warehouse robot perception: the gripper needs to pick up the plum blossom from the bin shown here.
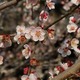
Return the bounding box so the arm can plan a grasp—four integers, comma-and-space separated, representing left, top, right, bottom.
14, 35, 27, 44
0, 56, 3, 65
29, 73, 37, 80
16, 25, 26, 35
22, 44, 31, 59
31, 27, 45, 41
25, 27, 35, 39
47, 29, 55, 39
67, 23, 78, 33
71, 0, 80, 5
39, 10, 49, 22
69, 16, 76, 23
71, 38, 80, 53
58, 44, 71, 57
46, 0, 55, 10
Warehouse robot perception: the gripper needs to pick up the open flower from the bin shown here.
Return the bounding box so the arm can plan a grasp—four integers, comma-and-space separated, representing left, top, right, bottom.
39, 10, 49, 22
14, 35, 27, 44
25, 27, 35, 39
67, 23, 78, 33
46, 0, 55, 10
22, 44, 31, 59
31, 27, 45, 41
29, 73, 37, 80
71, 0, 80, 5
58, 44, 71, 57
71, 38, 80, 53
16, 25, 26, 35
0, 56, 3, 65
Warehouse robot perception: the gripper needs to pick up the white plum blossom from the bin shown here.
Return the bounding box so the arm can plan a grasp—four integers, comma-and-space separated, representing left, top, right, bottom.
14, 35, 26, 44
71, 38, 80, 53
22, 44, 31, 59
46, 0, 55, 10
25, 27, 35, 39
39, 10, 49, 22
31, 27, 45, 41
69, 16, 76, 23
16, 25, 26, 35
0, 56, 3, 65
58, 44, 71, 57
71, 0, 80, 5
21, 75, 29, 80
67, 23, 78, 33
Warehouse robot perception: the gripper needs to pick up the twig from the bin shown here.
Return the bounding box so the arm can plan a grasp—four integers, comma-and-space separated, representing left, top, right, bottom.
45, 4, 80, 30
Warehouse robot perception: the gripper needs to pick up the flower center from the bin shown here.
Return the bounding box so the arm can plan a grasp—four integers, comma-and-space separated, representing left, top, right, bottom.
18, 36, 26, 43
35, 31, 41, 37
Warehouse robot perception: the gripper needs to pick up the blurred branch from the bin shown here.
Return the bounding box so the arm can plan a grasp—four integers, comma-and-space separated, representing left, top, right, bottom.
0, 0, 21, 11
52, 56, 80, 80
45, 4, 80, 30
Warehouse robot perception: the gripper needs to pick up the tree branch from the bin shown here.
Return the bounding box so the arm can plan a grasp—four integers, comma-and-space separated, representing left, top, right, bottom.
52, 56, 80, 80
45, 4, 80, 30
0, 0, 21, 11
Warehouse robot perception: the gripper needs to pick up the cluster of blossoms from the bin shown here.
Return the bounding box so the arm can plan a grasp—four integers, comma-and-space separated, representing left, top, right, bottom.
58, 16, 80, 57
14, 25, 46, 43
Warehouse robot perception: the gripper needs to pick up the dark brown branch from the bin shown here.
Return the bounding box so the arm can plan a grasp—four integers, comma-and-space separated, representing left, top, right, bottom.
45, 4, 80, 30
0, 0, 21, 11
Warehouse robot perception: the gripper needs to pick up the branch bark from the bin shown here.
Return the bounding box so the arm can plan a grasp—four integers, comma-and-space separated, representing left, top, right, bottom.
52, 56, 80, 80
0, 0, 20, 11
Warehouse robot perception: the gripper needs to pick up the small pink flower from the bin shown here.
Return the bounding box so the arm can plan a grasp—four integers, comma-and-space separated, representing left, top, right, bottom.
31, 27, 45, 41
46, 0, 55, 10
22, 44, 31, 59
67, 23, 78, 33
23, 67, 29, 74
39, 10, 49, 22
0, 56, 3, 65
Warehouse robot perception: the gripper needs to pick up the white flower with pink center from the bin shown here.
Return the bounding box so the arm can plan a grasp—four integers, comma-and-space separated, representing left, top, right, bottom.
71, 38, 80, 53
67, 23, 78, 33
31, 27, 45, 41
69, 16, 76, 23
71, 0, 80, 5
14, 35, 27, 44
16, 25, 26, 35
39, 10, 49, 22
22, 44, 31, 59
46, 0, 55, 10
0, 56, 3, 65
